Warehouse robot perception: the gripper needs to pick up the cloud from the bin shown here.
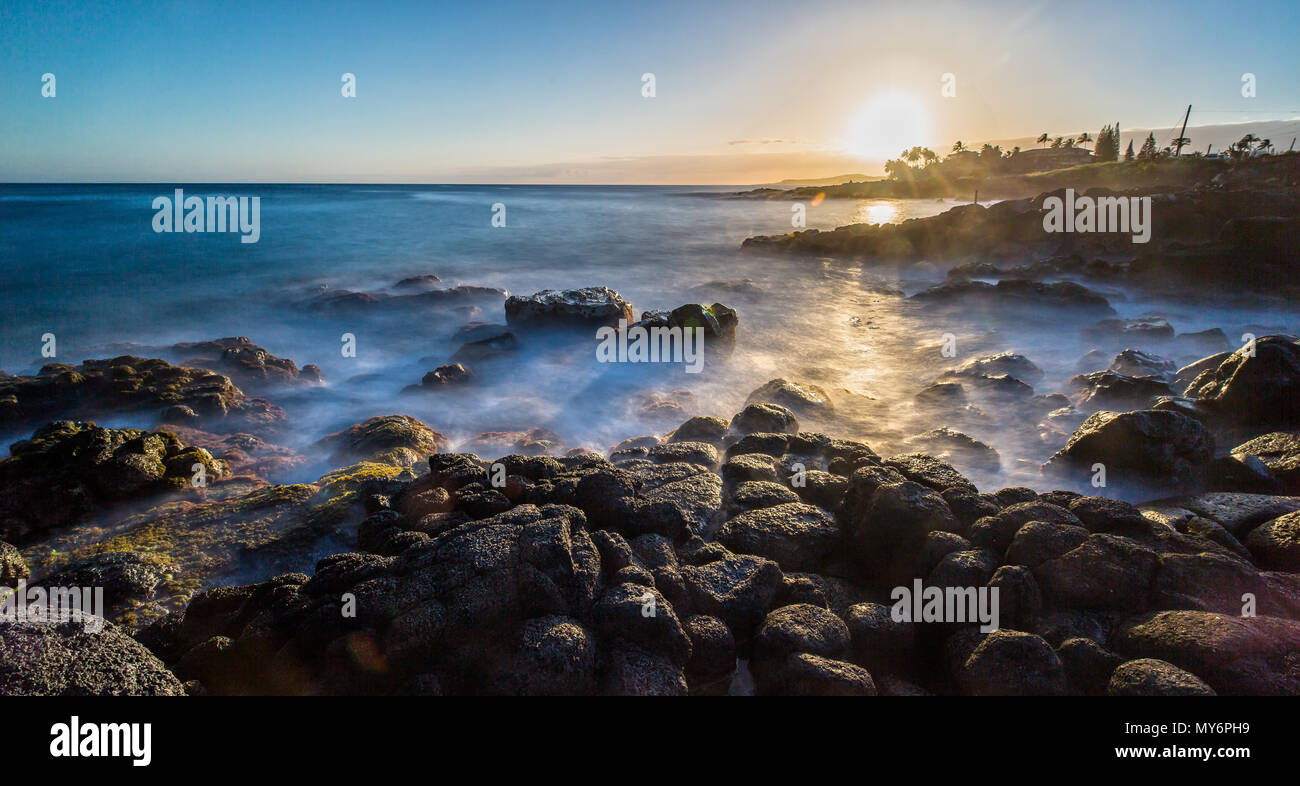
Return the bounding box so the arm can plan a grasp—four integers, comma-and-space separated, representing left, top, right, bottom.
726, 138, 804, 146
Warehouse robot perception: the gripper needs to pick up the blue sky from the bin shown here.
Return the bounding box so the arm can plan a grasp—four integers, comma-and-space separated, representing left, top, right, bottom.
2, 0, 1298, 182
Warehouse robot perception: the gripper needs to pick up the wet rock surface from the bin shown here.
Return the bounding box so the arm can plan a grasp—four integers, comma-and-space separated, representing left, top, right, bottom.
0, 356, 287, 438
0, 614, 186, 696
3, 376, 1297, 696
168, 337, 324, 393
1043, 410, 1214, 491
505, 287, 635, 329
310, 415, 449, 469
0, 421, 225, 545
3, 263, 1300, 695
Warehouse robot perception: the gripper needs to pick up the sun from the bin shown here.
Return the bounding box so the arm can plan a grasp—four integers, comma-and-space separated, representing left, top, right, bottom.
848, 91, 931, 160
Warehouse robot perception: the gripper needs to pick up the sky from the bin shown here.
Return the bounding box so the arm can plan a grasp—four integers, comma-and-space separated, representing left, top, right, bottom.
2, 0, 1298, 183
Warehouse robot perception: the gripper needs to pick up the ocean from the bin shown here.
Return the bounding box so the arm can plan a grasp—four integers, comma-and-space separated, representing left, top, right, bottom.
1, 184, 1293, 489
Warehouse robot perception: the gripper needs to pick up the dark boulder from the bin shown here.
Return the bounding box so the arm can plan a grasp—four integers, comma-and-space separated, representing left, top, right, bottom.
504, 287, 634, 329
904, 429, 1000, 474
1034, 534, 1158, 611
1057, 636, 1122, 696
0, 615, 186, 695
1106, 658, 1216, 696
683, 614, 736, 692
723, 480, 799, 519
940, 487, 1000, 535
1233, 432, 1300, 493
667, 416, 729, 447
420, 363, 473, 388
949, 352, 1043, 383
1005, 520, 1090, 568
1111, 610, 1300, 695
648, 441, 719, 469
988, 565, 1042, 631
744, 378, 835, 416
777, 653, 877, 696
0, 421, 224, 545
1069, 371, 1172, 412
680, 551, 783, 640
592, 583, 691, 666
1245, 511, 1300, 571
601, 646, 688, 696
928, 548, 999, 592
1109, 349, 1176, 379
969, 501, 1083, 556
1043, 410, 1214, 489
958, 629, 1067, 696
716, 503, 840, 573
721, 453, 783, 487
844, 601, 915, 675
729, 403, 798, 436
884, 453, 977, 493
750, 603, 851, 693
312, 415, 450, 468
1186, 336, 1300, 426
848, 480, 958, 585
1083, 317, 1174, 345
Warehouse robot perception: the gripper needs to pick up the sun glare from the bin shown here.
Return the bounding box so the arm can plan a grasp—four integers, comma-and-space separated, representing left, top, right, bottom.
849, 92, 930, 160
856, 201, 899, 225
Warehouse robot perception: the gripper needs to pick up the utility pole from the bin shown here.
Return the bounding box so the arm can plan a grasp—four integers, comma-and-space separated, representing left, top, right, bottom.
1173, 104, 1191, 157
1290, 137, 1297, 152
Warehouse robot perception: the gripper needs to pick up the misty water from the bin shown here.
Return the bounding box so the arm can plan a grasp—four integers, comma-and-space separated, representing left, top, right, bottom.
2, 184, 1295, 495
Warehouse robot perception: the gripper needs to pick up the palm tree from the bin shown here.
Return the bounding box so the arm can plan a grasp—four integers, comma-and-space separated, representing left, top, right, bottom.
1077, 132, 1092, 149
1228, 134, 1260, 159
952, 141, 966, 153
1036, 133, 1050, 146
884, 159, 908, 179
1258, 138, 1273, 154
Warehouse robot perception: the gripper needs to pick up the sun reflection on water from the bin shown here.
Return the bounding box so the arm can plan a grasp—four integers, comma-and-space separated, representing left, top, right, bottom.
856, 201, 899, 225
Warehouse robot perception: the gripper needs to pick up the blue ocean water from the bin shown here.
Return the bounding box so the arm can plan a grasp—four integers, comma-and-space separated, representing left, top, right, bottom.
1, 184, 1291, 487
0, 185, 956, 445
0, 184, 958, 359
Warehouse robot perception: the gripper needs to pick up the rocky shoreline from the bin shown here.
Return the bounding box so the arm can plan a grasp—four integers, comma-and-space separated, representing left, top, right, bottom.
2, 325, 1298, 694
3, 178, 1300, 694
741, 159, 1300, 300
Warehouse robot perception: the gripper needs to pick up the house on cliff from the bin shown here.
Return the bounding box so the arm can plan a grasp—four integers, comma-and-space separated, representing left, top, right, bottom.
1003, 147, 1094, 173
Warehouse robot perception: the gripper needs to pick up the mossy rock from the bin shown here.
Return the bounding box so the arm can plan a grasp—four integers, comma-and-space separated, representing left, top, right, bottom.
0, 421, 228, 545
